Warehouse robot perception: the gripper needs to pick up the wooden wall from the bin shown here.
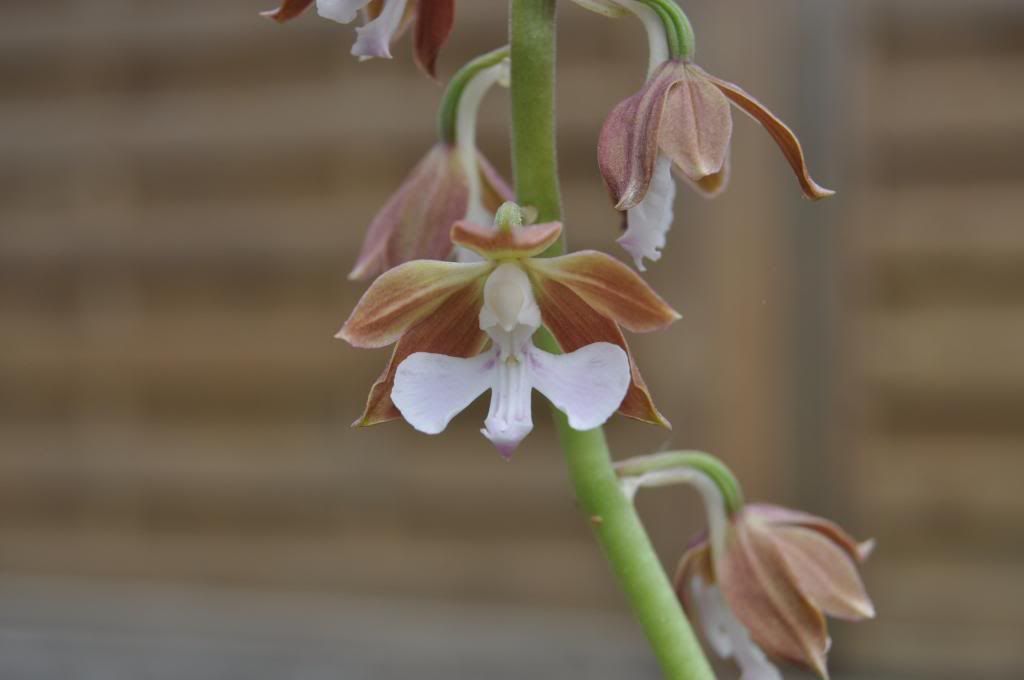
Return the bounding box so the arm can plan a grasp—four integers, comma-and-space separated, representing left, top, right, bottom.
1, 1, 1021, 678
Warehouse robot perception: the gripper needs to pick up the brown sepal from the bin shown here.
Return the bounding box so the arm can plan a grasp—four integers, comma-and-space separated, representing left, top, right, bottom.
356, 278, 487, 425
414, 0, 456, 78
533, 277, 669, 427
260, 0, 314, 22
527, 250, 680, 333
699, 67, 836, 200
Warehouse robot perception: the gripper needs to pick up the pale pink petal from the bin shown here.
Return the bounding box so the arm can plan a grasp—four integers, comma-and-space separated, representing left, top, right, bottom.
352, 0, 409, 59
316, 0, 369, 23
618, 153, 676, 271
392, 348, 495, 435
529, 343, 630, 431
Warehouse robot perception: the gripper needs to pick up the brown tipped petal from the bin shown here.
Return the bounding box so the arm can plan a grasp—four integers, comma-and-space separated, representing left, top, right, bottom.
747, 503, 872, 564
338, 260, 491, 349
350, 145, 468, 280
451, 221, 563, 260
477, 152, 515, 212
659, 69, 732, 185
534, 277, 669, 427
413, 0, 455, 78
703, 71, 835, 200
773, 526, 875, 621
527, 250, 680, 333
720, 519, 831, 678
598, 64, 677, 211
676, 151, 730, 198
356, 281, 487, 426
260, 0, 315, 21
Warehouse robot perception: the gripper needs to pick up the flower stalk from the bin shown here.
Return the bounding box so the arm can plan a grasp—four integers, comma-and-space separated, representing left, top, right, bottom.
510, 2, 713, 678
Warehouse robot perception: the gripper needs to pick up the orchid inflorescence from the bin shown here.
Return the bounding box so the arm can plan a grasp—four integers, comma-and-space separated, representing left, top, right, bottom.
264, 1, 872, 678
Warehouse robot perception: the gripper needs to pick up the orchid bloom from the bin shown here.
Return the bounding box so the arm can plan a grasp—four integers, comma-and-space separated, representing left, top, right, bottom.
337, 203, 680, 454
618, 453, 875, 679
261, 0, 454, 76
349, 48, 513, 280
677, 503, 875, 679
583, 0, 834, 270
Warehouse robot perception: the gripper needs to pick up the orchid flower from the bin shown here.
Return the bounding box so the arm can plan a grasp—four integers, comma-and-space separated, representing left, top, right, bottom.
262, 0, 454, 76
677, 504, 875, 679
349, 48, 513, 280
580, 0, 834, 270
619, 453, 875, 679
337, 203, 680, 453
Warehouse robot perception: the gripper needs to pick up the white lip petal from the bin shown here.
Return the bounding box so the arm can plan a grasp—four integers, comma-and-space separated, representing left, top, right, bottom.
315, 0, 369, 23
482, 354, 534, 458
529, 342, 630, 431
392, 349, 496, 435
351, 0, 409, 59
690, 577, 783, 680
617, 153, 676, 271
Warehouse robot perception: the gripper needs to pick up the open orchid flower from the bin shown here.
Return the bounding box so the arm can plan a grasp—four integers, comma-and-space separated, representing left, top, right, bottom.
392, 263, 630, 456
676, 503, 875, 679
582, 0, 835, 270
337, 203, 680, 450
261, 0, 455, 76
349, 48, 513, 280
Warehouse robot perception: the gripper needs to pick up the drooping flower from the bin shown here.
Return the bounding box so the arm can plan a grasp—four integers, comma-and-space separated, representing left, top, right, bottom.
586, 0, 834, 269
261, 0, 455, 76
676, 503, 875, 679
349, 48, 513, 280
337, 204, 680, 454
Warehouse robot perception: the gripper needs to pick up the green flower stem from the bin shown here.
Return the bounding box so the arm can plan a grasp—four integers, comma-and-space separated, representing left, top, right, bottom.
615, 451, 745, 516
510, 2, 714, 678
437, 46, 511, 144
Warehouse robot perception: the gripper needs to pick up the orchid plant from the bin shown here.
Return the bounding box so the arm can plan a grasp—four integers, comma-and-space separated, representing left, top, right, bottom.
264, 1, 873, 678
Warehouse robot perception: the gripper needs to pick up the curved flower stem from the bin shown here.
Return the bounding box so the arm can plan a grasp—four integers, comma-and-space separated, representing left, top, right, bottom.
510, 2, 714, 678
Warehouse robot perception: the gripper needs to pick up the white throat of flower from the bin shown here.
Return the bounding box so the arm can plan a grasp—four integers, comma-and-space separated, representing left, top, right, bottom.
617, 153, 675, 271
390, 262, 630, 457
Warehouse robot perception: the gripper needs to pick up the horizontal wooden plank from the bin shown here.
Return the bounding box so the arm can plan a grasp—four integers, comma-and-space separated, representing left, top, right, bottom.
863, 55, 1024, 138
0, 527, 614, 608
862, 309, 1024, 392
0, 425, 578, 539
854, 183, 1024, 258
855, 435, 1024, 537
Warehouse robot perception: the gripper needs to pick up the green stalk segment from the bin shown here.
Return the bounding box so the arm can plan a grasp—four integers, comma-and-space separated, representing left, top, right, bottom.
438, 46, 511, 144
510, 2, 714, 678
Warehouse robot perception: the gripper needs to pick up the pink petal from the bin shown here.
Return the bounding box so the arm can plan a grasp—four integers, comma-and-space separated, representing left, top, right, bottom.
529, 343, 630, 431
349, 144, 468, 281
659, 66, 733, 184
598, 63, 677, 211
392, 348, 495, 435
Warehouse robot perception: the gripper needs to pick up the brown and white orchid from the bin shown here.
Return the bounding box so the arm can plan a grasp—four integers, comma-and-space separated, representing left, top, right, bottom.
676, 503, 875, 679
349, 48, 513, 280
262, 0, 454, 76
585, 0, 834, 270
338, 204, 679, 455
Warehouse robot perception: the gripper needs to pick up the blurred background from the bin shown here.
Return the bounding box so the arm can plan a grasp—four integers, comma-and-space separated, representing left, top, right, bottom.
1, 0, 1022, 678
